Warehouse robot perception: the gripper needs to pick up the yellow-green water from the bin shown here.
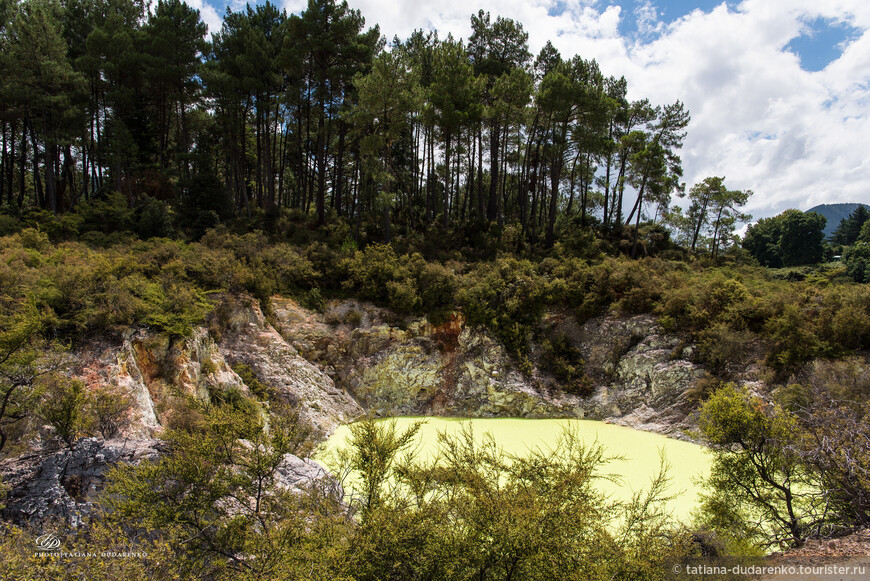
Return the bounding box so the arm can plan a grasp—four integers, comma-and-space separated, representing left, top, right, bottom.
318, 417, 712, 522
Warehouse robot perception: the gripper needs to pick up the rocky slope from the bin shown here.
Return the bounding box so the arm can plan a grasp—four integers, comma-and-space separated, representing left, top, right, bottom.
0, 438, 163, 527
74, 295, 362, 439
64, 294, 714, 440
271, 297, 707, 439
213, 294, 363, 435
0, 437, 337, 528
2, 293, 717, 526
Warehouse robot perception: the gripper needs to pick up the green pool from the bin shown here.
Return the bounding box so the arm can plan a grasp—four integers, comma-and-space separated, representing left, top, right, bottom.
318, 417, 712, 522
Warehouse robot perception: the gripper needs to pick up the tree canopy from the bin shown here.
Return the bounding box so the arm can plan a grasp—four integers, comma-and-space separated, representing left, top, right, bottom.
0, 0, 703, 254
743, 209, 826, 267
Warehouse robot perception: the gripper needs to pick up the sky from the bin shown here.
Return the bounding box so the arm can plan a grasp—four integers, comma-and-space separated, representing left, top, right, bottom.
192, 0, 870, 222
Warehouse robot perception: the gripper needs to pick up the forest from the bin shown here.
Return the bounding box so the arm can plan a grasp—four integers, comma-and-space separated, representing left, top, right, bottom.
1, 0, 870, 579
0, 0, 705, 250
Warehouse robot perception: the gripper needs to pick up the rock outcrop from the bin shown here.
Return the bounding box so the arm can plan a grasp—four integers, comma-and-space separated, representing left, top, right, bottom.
76, 328, 250, 438
274, 454, 335, 493
272, 300, 578, 418
72, 296, 363, 439
561, 313, 705, 438
0, 438, 339, 529
68, 295, 710, 441
0, 438, 162, 528
271, 298, 708, 438
215, 295, 364, 435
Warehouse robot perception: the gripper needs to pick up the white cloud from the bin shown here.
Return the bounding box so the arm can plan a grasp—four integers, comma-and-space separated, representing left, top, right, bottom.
633, 0, 664, 41
187, 0, 223, 36
226, 0, 870, 218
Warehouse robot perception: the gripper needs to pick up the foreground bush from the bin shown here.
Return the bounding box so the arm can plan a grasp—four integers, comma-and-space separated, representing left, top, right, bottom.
697, 373, 870, 551
95, 410, 700, 580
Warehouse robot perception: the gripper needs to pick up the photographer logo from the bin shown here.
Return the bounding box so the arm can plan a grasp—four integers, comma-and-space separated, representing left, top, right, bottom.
35, 533, 61, 551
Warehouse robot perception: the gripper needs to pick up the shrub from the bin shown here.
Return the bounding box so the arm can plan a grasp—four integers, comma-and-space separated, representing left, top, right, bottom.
764, 303, 829, 374
104, 405, 319, 578
18, 228, 50, 252
684, 373, 724, 405
206, 384, 260, 417
231, 363, 277, 402
176, 172, 234, 238
417, 262, 457, 320
698, 384, 815, 550
843, 242, 870, 283
134, 197, 174, 239
87, 385, 134, 439
540, 335, 594, 396
458, 257, 546, 365
38, 376, 91, 447
76, 192, 135, 234
339, 418, 695, 580
697, 322, 754, 376
301, 287, 325, 312
343, 243, 404, 303
385, 279, 420, 314
0, 213, 19, 236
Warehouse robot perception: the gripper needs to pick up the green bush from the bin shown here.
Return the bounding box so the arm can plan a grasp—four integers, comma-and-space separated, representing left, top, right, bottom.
76, 192, 135, 234
698, 384, 813, 550
206, 383, 260, 417
134, 197, 174, 239
231, 362, 278, 402
87, 385, 134, 439
417, 262, 457, 320
0, 213, 19, 236
343, 243, 406, 303
38, 376, 91, 447
540, 335, 593, 395
458, 257, 546, 365
385, 279, 420, 314
18, 228, 50, 252
764, 303, 829, 374
843, 242, 870, 283
697, 322, 754, 375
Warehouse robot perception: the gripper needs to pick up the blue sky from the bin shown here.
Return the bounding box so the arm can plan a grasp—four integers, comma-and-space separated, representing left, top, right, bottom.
610, 2, 860, 72
191, 0, 870, 221
612, 0, 728, 37
785, 15, 861, 72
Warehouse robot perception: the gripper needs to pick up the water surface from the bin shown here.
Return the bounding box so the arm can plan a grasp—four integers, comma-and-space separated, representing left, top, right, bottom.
319, 417, 711, 521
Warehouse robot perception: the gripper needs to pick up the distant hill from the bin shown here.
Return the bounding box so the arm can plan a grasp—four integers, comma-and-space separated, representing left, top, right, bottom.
805, 203, 870, 239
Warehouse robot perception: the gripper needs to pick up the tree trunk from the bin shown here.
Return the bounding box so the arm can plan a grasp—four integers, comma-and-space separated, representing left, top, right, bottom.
499, 122, 508, 229
464, 128, 474, 222
315, 101, 326, 224
1, 121, 6, 206
18, 122, 26, 208
425, 129, 433, 223
615, 150, 629, 226
255, 98, 263, 208
690, 197, 709, 251
58, 145, 73, 208
443, 132, 451, 229
27, 120, 44, 209
630, 177, 648, 259
487, 119, 499, 222
263, 96, 275, 211
476, 125, 484, 221
566, 149, 581, 216
546, 153, 561, 248
624, 174, 647, 227
710, 207, 725, 259
334, 119, 346, 216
